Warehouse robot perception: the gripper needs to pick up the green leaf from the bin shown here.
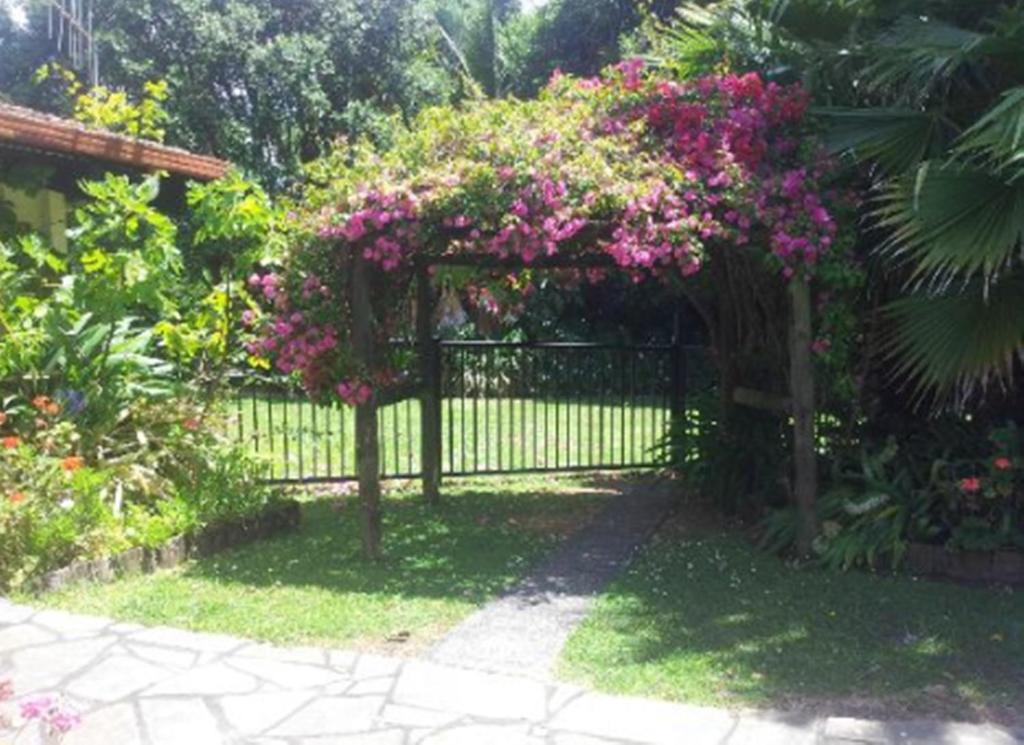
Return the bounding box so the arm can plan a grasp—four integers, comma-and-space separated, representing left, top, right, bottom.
816, 107, 950, 174
953, 86, 1024, 178
884, 276, 1024, 405
873, 164, 1024, 282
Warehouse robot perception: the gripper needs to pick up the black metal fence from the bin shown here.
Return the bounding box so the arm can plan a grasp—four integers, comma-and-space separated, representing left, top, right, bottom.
231, 340, 701, 484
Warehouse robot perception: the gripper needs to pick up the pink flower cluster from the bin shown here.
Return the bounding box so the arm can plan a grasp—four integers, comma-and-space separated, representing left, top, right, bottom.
607, 184, 703, 276
335, 379, 373, 406
319, 190, 421, 270
473, 176, 589, 263
245, 272, 342, 392
248, 271, 283, 301
18, 694, 81, 737
616, 67, 837, 276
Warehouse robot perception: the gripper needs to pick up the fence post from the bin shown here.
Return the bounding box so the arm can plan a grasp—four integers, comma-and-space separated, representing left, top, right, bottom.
417, 262, 442, 505
352, 253, 382, 560
670, 308, 689, 458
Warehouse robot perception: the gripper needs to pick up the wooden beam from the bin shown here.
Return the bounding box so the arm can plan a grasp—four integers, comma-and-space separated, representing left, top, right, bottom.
417, 252, 618, 269
788, 276, 819, 555
416, 264, 442, 505
351, 254, 383, 560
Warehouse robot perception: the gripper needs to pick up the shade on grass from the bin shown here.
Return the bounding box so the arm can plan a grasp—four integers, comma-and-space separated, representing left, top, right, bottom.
559, 524, 1024, 721
33, 477, 611, 653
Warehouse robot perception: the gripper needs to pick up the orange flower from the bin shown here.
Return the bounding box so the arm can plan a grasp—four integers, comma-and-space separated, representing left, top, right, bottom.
2, 436, 19, 450
8, 491, 26, 505
61, 456, 85, 472
32, 395, 60, 416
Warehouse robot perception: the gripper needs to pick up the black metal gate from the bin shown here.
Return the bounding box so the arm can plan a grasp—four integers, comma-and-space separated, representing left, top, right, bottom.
438, 340, 678, 476
233, 339, 692, 484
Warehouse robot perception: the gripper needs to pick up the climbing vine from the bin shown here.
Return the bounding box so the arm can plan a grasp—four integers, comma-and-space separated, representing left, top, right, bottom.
246, 61, 843, 404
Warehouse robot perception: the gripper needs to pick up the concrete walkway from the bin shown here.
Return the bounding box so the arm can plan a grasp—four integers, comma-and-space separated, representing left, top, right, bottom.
2, 599, 1021, 745
431, 477, 678, 678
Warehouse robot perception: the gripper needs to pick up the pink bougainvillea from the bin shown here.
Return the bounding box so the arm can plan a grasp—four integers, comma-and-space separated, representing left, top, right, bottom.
249, 62, 844, 404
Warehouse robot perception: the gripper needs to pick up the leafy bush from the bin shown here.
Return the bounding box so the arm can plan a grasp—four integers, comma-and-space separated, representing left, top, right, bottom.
0, 165, 281, 591
0, 394, 275, 590
761, 424, 1024, 570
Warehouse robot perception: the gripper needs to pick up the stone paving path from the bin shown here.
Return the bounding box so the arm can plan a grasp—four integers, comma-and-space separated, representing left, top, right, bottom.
430, 477, 678, 678
2, 599, 1022, 745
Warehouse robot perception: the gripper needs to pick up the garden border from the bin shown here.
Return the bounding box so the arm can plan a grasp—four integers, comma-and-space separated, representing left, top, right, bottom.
906, 543, 1024, 586
28, 499, 302, 594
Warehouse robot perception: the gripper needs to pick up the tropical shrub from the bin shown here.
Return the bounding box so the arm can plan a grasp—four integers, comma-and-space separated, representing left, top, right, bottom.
0, 389, 275, 590
0, 163, 281, 590
762, 424, 1023, 569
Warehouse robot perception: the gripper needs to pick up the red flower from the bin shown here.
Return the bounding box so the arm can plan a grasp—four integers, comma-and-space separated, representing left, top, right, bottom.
959, 477, 982, 493
8, 491, 26, 505
183, 417, 201, 431
2, 436, 19, 450
994, 457, 1013, 471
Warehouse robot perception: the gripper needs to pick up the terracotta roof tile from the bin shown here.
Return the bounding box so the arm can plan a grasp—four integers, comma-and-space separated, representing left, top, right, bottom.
0, 102, 229, 181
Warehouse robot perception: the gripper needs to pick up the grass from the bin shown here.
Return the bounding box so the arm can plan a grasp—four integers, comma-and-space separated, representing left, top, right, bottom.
230, 395, 674, 481
31, 476, 612, 654
559, 513, 1024, 724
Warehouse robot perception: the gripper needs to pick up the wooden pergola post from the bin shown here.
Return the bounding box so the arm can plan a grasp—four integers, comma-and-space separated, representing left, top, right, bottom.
788, 274, 818, 555
351, 253, 383, 560
416, 261, 442, 505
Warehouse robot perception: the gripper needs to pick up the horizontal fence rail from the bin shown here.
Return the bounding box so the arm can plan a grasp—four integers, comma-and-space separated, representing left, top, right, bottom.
231, 340, 706, 484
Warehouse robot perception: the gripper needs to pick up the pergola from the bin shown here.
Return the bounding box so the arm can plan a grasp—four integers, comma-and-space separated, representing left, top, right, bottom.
345, 246, 817, 559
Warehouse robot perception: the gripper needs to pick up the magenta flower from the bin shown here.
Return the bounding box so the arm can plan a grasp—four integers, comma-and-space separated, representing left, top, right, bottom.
20, 696, 53, 720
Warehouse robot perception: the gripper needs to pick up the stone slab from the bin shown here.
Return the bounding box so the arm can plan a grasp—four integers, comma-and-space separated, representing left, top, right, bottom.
550, 691, 737, 745
393, 661, 547, 722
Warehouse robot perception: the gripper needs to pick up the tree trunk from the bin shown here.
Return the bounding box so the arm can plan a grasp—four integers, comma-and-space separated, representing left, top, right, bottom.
352, 254, 382, 560
788, 275, 818, 555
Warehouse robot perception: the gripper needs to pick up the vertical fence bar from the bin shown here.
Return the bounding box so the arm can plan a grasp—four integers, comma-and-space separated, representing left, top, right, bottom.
496, 347, 503, 473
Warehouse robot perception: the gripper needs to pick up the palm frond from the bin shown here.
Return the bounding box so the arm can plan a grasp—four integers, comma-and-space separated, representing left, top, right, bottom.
816, 107, 951, 174
862, 16, 986, 100
884, 275, 1024, 406
953, 86, 1024, 179
873, 163, 1024, 283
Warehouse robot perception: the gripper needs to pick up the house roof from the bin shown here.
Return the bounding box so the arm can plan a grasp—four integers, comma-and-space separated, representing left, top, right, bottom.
0, 102, 229, 181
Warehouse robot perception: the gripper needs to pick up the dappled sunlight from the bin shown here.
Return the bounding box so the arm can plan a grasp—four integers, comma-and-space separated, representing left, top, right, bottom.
37, 477, 616, 653
560, 526, 1024, 724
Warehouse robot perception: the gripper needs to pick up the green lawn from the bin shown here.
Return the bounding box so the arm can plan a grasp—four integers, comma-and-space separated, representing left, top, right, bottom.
230, 395, 676, 481
32, 476, 611, 654
559, 517, 1024, 722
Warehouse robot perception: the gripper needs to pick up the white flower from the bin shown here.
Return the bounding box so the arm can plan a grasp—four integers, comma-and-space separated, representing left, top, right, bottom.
59, 498, 75, 511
